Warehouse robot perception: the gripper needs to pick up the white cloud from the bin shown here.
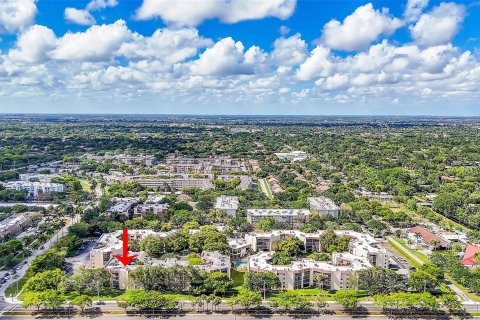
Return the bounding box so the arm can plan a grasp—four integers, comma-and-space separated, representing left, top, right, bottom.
8, 25, 56, 63
0, 0, 37, 34
410, 2, 465, 46
296, 46, 333, 80
321, 3, 402, 51
86, 0, 118, 11
190, 37, 264, 76
65, 0, 118, 26
404, 0, 429, 22
117, 28, 211, 64
50, 20, 131, 62
270, 33, 307, 67
325, 74, 349, 90
64, 8, 96, 26
135, 0, 296, 26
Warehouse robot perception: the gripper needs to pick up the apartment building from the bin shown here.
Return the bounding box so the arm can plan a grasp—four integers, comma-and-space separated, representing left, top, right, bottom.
90, 229, 231, 289
214, 196, 239, 216
166, 156, 247, 174
274, 151, 309, 162
228, 238, 251, 259
3, 181, 64, 198
0, 212, 38, 239
307, 197, 340, 219
86, 154, 157, 166
247, 209, 311, 228
106, 197, 139, 218
127, 176, 214, 190
106, 250, 231, 289
133, 203, 170, 217
246, 230, 388, 290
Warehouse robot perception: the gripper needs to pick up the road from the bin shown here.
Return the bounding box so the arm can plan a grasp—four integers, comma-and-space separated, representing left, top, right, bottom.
387, 236, 471, 302
0, 214, 81, 298
0, 314, 416, 320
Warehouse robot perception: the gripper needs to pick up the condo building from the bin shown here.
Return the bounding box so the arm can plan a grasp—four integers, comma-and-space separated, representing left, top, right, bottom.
89, 229, 230, 289
307, 197, 340, 219
274, 151, 310, 162
127, 176, 214, 190
166, 156, 247, 174
247, 209, 311, 228
3, 181, 64, 198
133, 203, 170, 217
0, 212, 38, 239
214, 196, 239, 216
245, 230, 388, 290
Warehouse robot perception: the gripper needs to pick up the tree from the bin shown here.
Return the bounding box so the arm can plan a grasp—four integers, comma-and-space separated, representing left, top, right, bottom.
333, 290, 358, 310
313, 273, 327, 290
28, 250, 66, 275
408, 270, 437, 292
211, 295, 222, 311
274, 291, 309, 312
439, 294, 462, 312
275, 238, 302, 257
313, 297, 328, 314
244, 272, 280, 292
66, 268, 111, 297
256, 217, 276, 231
196, 271, 233, 295
355, 267, 407, 294
24, 269, 65, 292
42, 290, 66, 310
22, 292, 43, 310
236, 289, 262, 310
71, 295, 92, 312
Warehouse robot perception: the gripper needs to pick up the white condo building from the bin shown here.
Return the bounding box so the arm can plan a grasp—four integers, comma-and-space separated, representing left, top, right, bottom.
247, 209, 311, 228
214, 196, 239, 216
307, 197, 340, 219
90, 229, 230, 289
3, 181, 64, 198
245, 230, 388, 290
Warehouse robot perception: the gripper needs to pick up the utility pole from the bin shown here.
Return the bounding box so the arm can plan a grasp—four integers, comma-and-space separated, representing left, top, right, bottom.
263, 280, 266, 301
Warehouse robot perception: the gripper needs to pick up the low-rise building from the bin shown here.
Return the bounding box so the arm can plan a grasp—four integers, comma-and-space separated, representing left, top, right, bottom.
307, 197, 340, 219
128, 176, 214, 190
105, 251, 231, 289
406, 226, 450, 250
166, 156, 247, 174
274, 151, 309, 162
214, 196, 239, 216
462, 244, 480, 268
3, 181, 64, 198
247, 209, 311, 228
0, 212, 38, 239
89, 229, 231, 289
246, 229, 388, 290
106, 198, 138, 218
133, 203, 170, 217
228, 238, 251, 259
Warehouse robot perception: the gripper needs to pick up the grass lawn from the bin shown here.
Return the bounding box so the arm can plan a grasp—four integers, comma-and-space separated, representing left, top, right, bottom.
387, 239, 422, 268
5, 275, 30, 298
392, 237, 429, 264
79, 180, 92, 192
231, 269, 245, 290
259, 178, 273, 199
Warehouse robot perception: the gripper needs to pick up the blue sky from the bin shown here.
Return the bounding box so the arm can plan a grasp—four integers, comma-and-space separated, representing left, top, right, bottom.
0, 0, 479, 115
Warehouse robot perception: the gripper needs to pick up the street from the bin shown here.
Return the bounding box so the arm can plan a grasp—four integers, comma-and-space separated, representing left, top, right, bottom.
0, 214, 81, 299
0, 313, 466, 320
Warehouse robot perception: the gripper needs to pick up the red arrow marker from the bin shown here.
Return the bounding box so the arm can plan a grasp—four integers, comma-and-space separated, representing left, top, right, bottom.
114, 229, 137, 266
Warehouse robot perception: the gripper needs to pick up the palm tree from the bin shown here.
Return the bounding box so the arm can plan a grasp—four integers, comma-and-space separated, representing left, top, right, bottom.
313, 273, 327, 290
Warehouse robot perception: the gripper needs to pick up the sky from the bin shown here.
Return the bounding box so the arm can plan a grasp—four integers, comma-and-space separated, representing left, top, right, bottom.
0, 0, 479, 115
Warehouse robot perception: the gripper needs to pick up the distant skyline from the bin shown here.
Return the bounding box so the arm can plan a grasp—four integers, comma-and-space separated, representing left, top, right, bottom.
0, 0, 479, 115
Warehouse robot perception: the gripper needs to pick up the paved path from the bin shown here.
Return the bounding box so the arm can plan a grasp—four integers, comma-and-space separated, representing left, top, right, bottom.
387, 236, 471, 302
